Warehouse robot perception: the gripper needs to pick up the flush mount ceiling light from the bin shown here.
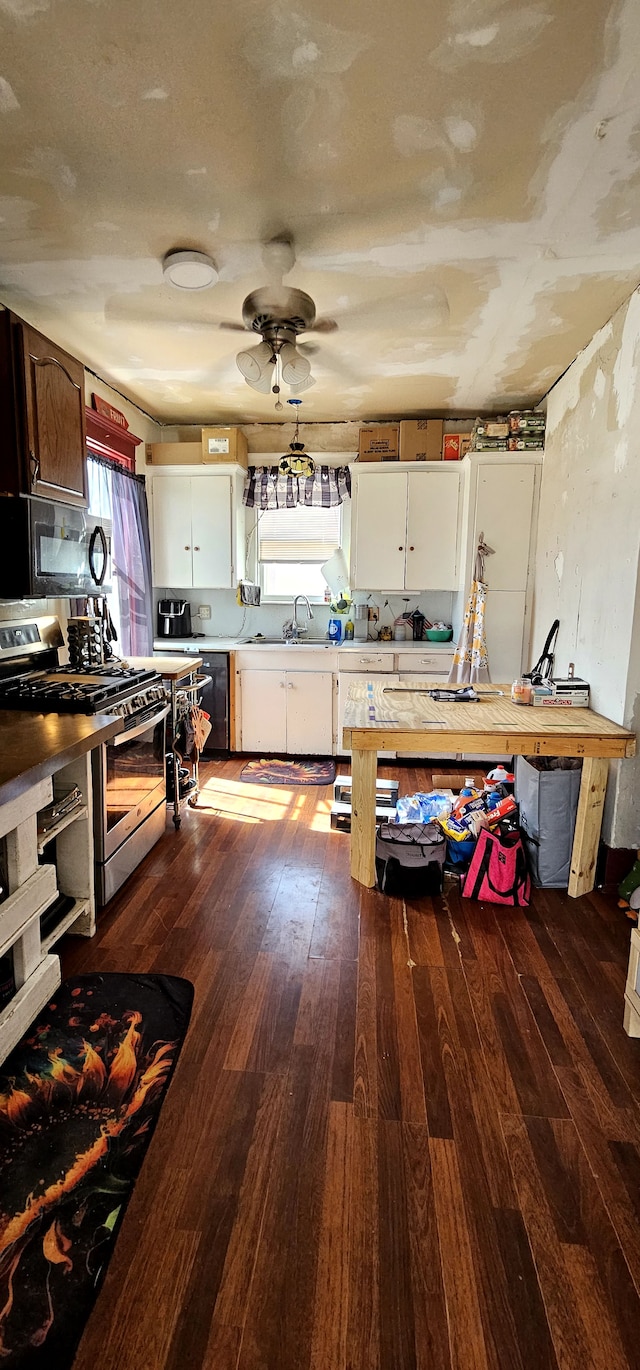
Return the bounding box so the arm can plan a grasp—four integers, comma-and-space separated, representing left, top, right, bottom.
163, 249, 218, 290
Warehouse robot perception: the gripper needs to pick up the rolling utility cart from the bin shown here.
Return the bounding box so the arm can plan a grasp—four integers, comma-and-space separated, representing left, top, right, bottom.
129, 655, 210, 829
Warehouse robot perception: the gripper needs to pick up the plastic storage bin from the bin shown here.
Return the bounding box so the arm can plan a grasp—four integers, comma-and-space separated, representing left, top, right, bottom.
515, 755, 582, 888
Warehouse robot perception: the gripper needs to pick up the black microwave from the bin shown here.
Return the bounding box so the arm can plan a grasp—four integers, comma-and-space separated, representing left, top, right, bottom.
0, 495, 112, 599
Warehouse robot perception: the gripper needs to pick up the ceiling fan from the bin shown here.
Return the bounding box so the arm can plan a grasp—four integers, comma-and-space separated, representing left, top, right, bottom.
215, 236, 338, 410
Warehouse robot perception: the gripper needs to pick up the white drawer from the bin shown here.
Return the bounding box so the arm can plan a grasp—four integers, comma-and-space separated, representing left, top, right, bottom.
339, 653, 394, 673
235, 648, 338, 671
396, 652, 454, 673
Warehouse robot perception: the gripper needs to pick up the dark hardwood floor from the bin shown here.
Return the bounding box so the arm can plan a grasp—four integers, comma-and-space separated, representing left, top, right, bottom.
62, 758, 640, 1370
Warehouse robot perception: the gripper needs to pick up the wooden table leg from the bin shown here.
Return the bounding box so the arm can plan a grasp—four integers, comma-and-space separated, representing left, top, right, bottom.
568, 756, 610, 897
350, 746, 378, 887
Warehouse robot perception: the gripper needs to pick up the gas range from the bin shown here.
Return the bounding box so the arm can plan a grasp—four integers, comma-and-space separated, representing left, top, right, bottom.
0, 665, 166, 723
0, 617, 166, 726
0, 616, 171, 910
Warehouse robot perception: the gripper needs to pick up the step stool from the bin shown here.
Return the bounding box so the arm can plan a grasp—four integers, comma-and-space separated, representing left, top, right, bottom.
330, 800, 398, 833
333, 775, 399, 807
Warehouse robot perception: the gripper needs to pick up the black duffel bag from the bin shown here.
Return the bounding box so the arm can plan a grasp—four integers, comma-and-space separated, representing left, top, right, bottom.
375, 822, 446, 897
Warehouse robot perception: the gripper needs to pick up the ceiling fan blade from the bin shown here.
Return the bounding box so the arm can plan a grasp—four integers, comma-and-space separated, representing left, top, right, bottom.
311, 343, 364, 384
308, 316, 338, 334
219, 321, 253, 332
297, 341, 320, 356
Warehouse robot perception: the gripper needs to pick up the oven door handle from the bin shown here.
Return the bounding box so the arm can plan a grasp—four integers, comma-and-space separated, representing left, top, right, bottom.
111, 703, 170, 745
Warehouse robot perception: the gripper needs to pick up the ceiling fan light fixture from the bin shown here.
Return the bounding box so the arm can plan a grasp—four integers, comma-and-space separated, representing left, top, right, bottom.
236, 339, 273, 381
243, 370, 273, 394
279, 342, 311, 386
288, 372, 316, 394
163, 249, 218, 290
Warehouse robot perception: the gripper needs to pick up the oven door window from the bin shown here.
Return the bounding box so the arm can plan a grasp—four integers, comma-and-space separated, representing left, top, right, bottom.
105, 718, 165, 832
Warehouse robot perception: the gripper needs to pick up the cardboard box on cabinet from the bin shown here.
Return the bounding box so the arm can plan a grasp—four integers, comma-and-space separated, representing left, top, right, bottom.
399, 419, 444, 461
201, 427, 249, 468
145, 442, 202, 465
358, 425, 400, 461
442, 433, 471, 461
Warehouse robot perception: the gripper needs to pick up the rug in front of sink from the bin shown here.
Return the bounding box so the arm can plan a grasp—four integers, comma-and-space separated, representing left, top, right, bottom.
239, 757, 336, 785
0, 972, 193, 1369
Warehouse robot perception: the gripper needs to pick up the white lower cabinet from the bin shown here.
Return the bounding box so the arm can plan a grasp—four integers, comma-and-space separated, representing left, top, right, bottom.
286, 671, 334, 755
240, 670, 287, 753
240, 669, 334, 755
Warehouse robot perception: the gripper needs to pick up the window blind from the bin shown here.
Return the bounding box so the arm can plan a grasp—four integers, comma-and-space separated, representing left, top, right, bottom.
258, 504, 341, 563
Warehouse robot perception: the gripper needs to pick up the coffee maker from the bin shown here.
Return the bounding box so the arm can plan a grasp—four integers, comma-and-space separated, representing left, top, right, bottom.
157, 599, 192, 638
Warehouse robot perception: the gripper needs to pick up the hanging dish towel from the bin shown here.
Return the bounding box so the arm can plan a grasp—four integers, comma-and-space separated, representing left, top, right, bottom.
448, 534, 494, 684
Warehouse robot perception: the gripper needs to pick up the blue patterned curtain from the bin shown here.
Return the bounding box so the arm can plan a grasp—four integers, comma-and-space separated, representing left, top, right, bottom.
243, 464, 351, 509
87, 457, 153, 657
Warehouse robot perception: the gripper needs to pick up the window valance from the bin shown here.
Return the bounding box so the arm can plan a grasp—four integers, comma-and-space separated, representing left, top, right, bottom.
243, 464, 351, 510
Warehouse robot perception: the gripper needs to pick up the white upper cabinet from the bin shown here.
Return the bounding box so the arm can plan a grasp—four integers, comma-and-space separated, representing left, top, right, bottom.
351, 469, 407, 590
152, 475, 193, 588
150, 469, 244, 589
351, 465, 461, 592
405, 467, 460, 591
473, 462, 536, 592
190, 477, 232, 588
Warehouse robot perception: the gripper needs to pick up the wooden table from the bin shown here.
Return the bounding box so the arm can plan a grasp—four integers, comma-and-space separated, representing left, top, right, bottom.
342, 681, 636, 896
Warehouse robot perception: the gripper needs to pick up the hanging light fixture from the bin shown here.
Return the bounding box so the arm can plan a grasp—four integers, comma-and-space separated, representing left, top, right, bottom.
278, 399, 315, 476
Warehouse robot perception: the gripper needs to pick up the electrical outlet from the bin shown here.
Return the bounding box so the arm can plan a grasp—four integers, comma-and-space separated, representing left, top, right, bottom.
368, 606, 379, 622
198, 605, 211, 620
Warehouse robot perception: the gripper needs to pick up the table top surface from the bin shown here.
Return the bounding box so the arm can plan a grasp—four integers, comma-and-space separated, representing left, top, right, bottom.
342, 680, 636, 758
0, 710, 120, 808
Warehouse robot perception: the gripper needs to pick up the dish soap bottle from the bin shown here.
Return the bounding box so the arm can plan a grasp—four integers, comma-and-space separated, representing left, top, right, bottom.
345, 620, 354, 640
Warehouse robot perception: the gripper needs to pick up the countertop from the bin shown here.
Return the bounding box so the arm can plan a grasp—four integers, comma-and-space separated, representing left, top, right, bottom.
152, 636, 455, 655
130, 654, 203, 681
0, 711, 121, 809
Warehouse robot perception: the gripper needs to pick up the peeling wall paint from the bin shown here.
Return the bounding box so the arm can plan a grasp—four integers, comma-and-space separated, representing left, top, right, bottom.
531, 283, 640, 847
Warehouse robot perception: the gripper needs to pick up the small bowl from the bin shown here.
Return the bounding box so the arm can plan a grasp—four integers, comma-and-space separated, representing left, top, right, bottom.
425, 627, 453, 641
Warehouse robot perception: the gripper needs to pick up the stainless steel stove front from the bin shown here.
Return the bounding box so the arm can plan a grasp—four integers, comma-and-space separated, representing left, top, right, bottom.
92, 703, 169, 907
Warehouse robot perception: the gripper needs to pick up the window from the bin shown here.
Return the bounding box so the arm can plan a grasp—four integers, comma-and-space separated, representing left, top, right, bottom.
257, 503, 342, 601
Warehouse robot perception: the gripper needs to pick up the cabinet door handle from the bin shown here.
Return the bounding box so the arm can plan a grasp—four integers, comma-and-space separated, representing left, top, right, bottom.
398, 545, 404, 551
184, 545, 190, 550
288, 681, 294, 689
194, 546, 200, 551
409, 545, 415, 551
30, 449, 40, 488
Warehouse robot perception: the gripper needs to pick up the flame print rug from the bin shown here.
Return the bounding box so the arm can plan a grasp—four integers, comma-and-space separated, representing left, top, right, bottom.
239, 757, 336, 786
0, 972, 193, 1368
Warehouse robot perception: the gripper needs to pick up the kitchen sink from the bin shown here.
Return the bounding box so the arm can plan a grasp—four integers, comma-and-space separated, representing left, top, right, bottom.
248, 636, 311, 645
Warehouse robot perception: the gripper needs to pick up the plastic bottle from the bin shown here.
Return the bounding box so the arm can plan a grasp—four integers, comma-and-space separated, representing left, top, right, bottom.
345, 620, 354, 640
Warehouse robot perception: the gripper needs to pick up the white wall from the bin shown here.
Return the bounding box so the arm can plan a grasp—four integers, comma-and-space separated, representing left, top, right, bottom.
84, 370, 161, 468
531, 286, 640, 847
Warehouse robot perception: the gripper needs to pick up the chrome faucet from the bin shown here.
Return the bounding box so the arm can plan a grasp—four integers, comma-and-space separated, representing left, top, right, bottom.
283, 594, 314, 640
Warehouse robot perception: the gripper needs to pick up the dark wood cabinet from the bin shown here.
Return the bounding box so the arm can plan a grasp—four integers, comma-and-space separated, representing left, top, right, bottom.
0, 309, 87, 507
